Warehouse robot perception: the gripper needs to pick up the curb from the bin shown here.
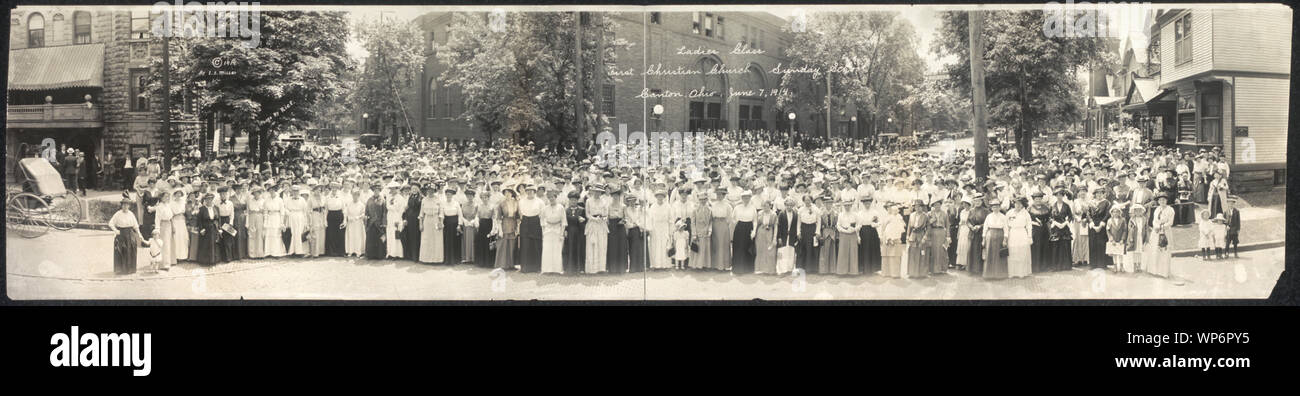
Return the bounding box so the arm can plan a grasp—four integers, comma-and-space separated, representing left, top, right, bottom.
1169, 240, 1284, 258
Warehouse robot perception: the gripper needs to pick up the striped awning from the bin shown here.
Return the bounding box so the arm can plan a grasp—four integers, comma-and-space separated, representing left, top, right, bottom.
8, 43, 104, 91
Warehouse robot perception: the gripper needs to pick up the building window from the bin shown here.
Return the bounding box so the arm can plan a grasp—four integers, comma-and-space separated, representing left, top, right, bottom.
601, 84, 616, 117
74, 11, 92, 44
427, 78, 438, 118
1147, 32, 1161, 66
1199, 84, 1222, 144
27, 13, 45, 48
716, 16, 724, 40
1174, 13, 1191, 65
650, 12, 660, 25
429, 32, 436, 51
130, 69, 149, 112
704, 13, 713, 37
692, 13, 700, 34
131, 10, 151, 39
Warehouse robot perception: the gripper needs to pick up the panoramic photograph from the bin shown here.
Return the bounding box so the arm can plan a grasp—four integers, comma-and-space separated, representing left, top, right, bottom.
4, 3, 1289, 300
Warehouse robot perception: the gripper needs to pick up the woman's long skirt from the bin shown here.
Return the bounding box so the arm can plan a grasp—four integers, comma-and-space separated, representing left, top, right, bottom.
1049, 238, 1074, 271
1030, 224, 1048, 273
881, 241, 904, 278
967, 228, 985, 275
419, 216, 443, 263
731, 221, 755, 274
196, 225, 219, 266
818, 234, 837, 274
172, 214, 189, 261
1193, 177, 1209, 203
541, 228, 564, 274
688, 227, 711, 270
248, 212, 265, 258
495, 234, 517, 270
710, 218, 731, 270
585, 225, 608, 274
475, 218, 494, 267
114, 228, 138, 275
462, 222, 477, 264
326, 210, 345, 256
365, 224, 385, 259
628, 227, 647, 273
443, 215, 460, 263
519, 216, 543, 273
754, 225, 777, 274
157, 218, 175, 269
234, 210, 249, 260
1008, 237, 1032, 278
345, 217, 364, 256
607, 220, 629, 273
1089, 226, 1109, 269
927, 228, 948, 274
906, 241, 927, 278
1146, 230, 1172, 277
955, 225, 971, 268
859, 225, 881, 275
1073, 226, 1091, 265
218, 215, 235, 263
190, 224, 201, 261
312, 212, 327, 258
982, 228, 1008, 279
563, 220, 585, 273
835, 230, 859, 275
797, 223, 819, 273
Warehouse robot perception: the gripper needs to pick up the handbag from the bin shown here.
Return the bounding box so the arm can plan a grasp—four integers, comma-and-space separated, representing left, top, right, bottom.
1158, 233, 1168, 248
998, 246, 1009, 258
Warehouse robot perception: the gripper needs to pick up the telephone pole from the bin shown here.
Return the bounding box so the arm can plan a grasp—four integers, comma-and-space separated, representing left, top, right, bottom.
969, 11, 989, 182
574, 11, 585, 152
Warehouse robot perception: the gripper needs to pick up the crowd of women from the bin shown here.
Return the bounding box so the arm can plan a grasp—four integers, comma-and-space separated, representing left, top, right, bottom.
107, 131, 1241, 280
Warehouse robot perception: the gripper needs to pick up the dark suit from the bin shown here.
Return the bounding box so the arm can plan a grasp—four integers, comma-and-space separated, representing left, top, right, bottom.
1225, 208, 1241, 253
775, 209, 799, 248
364, 196, 386, 259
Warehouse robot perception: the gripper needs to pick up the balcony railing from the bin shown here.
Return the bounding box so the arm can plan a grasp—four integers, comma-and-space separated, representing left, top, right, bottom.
6, 103, 103, 126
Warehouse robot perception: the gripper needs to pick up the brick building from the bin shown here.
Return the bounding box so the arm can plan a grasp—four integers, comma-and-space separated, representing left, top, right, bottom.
8, 7, 201, 185
411, 11, 795, 143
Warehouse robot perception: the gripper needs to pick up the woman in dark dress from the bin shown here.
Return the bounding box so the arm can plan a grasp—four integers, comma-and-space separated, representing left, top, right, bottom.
626, 195, 647, 273
796, 196, 819, 273
475, 191, 494, 268
1028, 192, 1051, 273
1048, 189, 1075, 271
110, 198, 144, 275
517, 186, 542, 273
605, 189, 628, 274
1087, 188, 1112, 270
364, 185, 387, 259
562, 191, 587, 274
233, 185, 250, 260
140, 188, 160, 240
195, 193, 221, 266
858, 197, 882, 275
324, 185, 345, 257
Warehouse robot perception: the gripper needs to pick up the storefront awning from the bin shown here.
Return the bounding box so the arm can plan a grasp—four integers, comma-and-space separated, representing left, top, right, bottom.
8, 43, 104, 91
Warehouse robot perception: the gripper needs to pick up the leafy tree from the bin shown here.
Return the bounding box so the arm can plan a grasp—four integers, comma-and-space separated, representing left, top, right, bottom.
164, 11, 353, 164
355, 17, 424, 146
933, 10, 1114, 160
775, 12, 924, 140
438, 11, 629, 149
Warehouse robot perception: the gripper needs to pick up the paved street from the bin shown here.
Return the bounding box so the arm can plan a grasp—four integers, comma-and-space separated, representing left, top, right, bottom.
7, 228, 1283, 300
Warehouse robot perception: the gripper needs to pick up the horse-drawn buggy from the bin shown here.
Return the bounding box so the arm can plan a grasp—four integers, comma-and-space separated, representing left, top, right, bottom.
5, 157, 84, 238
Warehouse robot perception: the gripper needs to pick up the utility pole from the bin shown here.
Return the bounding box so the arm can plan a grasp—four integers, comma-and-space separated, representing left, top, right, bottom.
969, 11, 989, 182
161, 34, 173, 171
574, 12, 585, 152
825, 72, 832, 141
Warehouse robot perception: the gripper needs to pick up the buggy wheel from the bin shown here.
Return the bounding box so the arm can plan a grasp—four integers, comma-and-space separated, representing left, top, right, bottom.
6, 193, 49, 239
45, 193, 83, 230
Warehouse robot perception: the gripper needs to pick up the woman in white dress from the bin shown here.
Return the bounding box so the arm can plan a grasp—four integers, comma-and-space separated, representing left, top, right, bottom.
647, 190, 673, 270
418, 186, 443, 263
170, 191, 189, 262
1006, 197, 1034, 278
584, 187, 609, 274
263, 189, 287, 258
285, 190, 310, 256
954, 199, 972, 270
385, 187, 406, 259
155, 192, 176, 270
344, 189, 367, 256
1146, 196, 1175, 277
540, 190, 566, 274
247, 189, 265, 259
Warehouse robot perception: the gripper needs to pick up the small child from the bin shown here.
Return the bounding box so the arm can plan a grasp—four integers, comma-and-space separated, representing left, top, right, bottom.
1211, 212, 1228, 259
1197, 209, 1219, 260
141, 229, 165, 272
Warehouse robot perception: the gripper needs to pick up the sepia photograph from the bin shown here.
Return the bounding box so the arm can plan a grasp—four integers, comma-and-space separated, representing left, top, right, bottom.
3, 2, 1291, 301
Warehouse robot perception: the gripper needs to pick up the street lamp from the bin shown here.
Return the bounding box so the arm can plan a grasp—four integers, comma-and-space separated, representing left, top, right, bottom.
850, 115, 857, 143
787, 112, 796, 148
652, 104, 664, 132
362, 113, 369, 133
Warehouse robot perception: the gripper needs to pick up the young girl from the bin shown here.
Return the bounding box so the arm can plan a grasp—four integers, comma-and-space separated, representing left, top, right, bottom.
142, 229, 165, 273
1198, 209, 1221, 260
1107, 206, 1129, 272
